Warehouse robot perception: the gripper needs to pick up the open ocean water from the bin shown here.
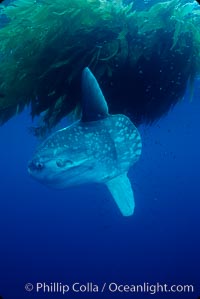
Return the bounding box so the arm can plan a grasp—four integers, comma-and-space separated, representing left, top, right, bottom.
0, 0, 200, 298
0, 78, 200, 298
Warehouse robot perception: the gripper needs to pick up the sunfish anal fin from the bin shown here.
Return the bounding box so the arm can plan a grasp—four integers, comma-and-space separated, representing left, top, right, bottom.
105, 174, 135, 217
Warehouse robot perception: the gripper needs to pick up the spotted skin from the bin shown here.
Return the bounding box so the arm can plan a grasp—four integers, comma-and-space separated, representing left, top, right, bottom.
29, 114, 141, 189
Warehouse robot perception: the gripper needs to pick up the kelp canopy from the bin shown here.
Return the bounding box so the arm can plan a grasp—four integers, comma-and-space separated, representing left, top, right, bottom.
0, 0, 200, 134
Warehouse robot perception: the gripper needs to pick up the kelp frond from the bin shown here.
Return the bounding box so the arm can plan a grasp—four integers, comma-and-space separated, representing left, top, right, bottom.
0, 0, 200, 129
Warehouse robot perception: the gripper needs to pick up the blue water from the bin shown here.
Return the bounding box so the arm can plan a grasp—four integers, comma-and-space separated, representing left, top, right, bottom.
0, 79, 200, 299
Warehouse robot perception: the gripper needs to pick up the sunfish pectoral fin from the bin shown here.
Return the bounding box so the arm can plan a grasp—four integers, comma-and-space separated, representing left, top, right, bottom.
105, 174, 135, 217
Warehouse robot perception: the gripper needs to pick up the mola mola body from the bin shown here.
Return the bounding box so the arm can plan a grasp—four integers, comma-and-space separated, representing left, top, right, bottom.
28, 68, 142, 216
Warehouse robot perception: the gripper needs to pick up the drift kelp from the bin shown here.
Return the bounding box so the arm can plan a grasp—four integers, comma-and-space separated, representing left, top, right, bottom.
0, 0, 125, 122
0, 0, 200, 132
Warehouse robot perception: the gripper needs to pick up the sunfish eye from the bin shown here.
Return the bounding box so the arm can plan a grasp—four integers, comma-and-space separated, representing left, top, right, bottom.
56, 159, 73, 168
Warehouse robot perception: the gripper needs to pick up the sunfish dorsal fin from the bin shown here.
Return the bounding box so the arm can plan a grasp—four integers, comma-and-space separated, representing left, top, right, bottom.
105, 174, 135, 216
81, 67, 109, 122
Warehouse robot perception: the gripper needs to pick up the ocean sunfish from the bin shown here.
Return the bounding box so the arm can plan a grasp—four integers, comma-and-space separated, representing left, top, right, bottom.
28, 67, 142, 216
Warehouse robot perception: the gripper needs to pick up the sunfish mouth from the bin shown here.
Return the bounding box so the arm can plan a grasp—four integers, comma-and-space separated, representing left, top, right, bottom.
28, 160, 44, 173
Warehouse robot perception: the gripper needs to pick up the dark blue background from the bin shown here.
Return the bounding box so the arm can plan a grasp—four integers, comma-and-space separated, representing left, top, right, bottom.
0, 81, 200, 299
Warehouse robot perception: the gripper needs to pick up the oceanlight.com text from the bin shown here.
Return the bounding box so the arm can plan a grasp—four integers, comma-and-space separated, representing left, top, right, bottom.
25, 281, 195, 295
